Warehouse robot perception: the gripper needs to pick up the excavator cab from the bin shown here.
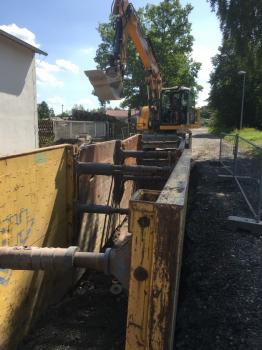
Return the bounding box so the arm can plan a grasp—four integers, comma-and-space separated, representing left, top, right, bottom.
136, 87, 198, 132
160, 87, 196, 127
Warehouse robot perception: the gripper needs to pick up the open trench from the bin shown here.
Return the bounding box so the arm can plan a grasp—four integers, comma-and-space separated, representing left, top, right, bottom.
19, 129, 262, 349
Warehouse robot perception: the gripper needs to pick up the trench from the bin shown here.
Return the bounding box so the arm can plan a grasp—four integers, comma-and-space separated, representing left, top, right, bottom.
20, 132, 262, 349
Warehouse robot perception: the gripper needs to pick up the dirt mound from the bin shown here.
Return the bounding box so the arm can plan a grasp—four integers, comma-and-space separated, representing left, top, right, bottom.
175, 161, 262, 350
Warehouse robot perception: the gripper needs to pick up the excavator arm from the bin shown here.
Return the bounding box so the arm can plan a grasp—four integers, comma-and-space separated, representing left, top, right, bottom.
86, 0, 162, 104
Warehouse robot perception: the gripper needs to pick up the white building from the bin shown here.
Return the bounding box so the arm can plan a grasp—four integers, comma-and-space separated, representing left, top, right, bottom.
0, 29, 47, 156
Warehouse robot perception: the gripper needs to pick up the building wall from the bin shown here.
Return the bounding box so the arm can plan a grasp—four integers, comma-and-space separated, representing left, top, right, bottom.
0, 35, 38, 156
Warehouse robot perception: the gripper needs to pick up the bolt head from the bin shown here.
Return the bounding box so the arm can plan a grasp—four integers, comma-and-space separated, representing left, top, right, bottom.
134, 266, 148, 281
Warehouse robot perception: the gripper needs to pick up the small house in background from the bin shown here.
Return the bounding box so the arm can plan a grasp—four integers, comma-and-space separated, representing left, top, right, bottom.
0, 29, 47, 156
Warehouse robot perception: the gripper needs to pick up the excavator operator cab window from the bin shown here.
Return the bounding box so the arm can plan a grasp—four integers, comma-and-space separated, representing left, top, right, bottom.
161, 92, 171, 123
183, 90, 196, 124
160, 89, 186, 125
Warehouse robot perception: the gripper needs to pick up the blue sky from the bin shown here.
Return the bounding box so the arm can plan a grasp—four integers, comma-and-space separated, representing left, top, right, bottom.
0, 0, 221, 113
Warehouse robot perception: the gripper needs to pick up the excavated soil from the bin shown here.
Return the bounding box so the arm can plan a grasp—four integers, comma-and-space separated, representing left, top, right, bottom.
175, 160, 262, 350
20, 129, 262, 349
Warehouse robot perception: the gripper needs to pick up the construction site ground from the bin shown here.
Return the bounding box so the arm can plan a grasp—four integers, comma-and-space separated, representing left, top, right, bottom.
20, 128, 262, 350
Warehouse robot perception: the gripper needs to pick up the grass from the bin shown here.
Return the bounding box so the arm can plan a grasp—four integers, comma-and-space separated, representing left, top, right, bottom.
236, 128, 262, 145
210, 126, 262, 145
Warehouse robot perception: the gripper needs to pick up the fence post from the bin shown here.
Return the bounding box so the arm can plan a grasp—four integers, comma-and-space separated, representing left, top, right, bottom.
70, 122, 73, 139
233, 134, 239, 177
219, 135, 223, 162
53, 121, 57, 142
257, 158, 262, 223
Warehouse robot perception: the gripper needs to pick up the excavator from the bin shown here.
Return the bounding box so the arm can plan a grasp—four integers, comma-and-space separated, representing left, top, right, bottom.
85, 0, 199, 136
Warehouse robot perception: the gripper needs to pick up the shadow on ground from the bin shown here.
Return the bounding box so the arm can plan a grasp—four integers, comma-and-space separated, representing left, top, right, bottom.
192, 133, 219, 139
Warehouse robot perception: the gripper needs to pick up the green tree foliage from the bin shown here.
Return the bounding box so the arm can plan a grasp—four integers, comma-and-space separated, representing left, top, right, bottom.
56, 111, 70, 119
200, 105, 213, 120
71, 104, 108, 121
95, 0, 201, 109
37, 101, 52, 119
208, 1, 262, 129
49, 108, 55, 118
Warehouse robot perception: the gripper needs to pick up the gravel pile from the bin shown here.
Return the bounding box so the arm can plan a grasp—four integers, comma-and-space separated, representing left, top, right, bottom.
175, 161, 262, 350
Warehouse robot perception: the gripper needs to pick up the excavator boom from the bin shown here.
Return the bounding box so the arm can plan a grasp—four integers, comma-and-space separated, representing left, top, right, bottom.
86, 0, 162, 102
86, 0, 199, 132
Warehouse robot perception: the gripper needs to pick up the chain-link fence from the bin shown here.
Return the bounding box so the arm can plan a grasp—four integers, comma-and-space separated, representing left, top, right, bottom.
38, 119, 54, 147
219, 133, 262, 223
219, 134, 236, 174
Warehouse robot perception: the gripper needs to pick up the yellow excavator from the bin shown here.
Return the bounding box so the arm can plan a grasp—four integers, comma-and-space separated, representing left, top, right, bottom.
86, 0, 199, 135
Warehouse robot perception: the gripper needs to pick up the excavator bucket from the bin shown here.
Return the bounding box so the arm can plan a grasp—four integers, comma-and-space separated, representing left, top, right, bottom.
85, 69, 123, 100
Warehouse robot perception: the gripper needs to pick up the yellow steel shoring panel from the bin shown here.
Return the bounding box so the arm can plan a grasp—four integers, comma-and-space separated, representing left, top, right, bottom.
0, 145, 74, 349
126, 149, 191, 350
126, 190, 159, 349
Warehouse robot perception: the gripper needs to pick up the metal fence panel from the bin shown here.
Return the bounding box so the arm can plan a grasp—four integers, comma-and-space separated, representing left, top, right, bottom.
219, 134, 236, 174
53, 121, 107, 141
236, 136, 262, 221
219, 134, 262, 223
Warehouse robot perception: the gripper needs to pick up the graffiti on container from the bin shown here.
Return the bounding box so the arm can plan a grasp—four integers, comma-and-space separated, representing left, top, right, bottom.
0, 269, 12, 286
0, 208, 35, 285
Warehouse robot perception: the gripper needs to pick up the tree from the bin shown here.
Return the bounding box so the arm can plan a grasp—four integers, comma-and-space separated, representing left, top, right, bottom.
49, 108, 55, 118
200, 105, 213, 120
38, 101, 51, 119
71, 104, 86, 120
208, 1, 262, 129
56, 111, 70, 119
95, 0, 201, 109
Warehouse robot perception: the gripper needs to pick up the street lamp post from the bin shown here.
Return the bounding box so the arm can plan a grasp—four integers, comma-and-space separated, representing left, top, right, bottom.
238, 70, 246, 129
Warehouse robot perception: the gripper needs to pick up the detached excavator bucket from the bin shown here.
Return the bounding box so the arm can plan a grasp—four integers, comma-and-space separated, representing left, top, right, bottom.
85, 69, 123, 100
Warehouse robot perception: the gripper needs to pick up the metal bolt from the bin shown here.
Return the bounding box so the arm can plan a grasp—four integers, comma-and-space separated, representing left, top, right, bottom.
134, 266, 148, 281
138, 216, 150, 228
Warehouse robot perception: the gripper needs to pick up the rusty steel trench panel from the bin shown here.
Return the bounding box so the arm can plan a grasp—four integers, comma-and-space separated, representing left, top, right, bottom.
0, 145, 74, 350
126, 149, 191, 350
77, 135, 140, 253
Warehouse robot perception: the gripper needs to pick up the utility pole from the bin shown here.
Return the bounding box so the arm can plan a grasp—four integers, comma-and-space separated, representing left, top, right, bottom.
62, 104, 64, 114
238, 71, 246, 129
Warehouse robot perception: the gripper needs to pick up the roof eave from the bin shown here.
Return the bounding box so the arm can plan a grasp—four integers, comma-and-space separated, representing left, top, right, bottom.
0, 29, 48, 56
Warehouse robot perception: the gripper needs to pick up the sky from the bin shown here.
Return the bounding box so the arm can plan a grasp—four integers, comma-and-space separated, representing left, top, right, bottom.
0, 0, 221, 113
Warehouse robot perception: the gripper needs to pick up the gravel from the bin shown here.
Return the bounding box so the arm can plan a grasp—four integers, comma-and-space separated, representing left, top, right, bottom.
174, 129, 262, 350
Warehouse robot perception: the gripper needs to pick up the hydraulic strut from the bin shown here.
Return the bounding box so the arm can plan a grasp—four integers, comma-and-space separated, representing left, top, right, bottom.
0, 240, 132, 289
76, 162, 171, 177
119, 149, 178, 160
77, 203, 129, 215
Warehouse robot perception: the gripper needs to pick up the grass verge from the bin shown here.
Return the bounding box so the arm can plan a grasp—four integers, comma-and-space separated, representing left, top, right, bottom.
210, 127, 262, 145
